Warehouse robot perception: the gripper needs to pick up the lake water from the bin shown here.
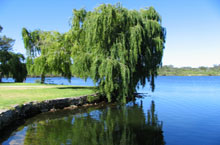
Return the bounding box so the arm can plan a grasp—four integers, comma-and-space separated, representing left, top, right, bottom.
1, 76, 220, 145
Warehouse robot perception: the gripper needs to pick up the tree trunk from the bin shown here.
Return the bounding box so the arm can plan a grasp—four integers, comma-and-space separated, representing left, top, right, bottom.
0, 73, 2, 83
41, 74, 45, 84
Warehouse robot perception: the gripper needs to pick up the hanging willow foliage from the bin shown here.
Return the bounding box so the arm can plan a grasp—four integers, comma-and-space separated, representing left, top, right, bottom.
22, 28, 72, 83
22, 28, 41, 57
71, 4, 166, 102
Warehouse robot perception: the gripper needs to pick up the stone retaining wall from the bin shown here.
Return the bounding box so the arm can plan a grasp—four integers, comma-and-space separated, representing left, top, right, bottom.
0, 95, 99, 133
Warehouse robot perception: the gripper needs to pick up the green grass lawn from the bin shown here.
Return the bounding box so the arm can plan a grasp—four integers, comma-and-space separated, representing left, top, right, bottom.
0, 83, 95, 109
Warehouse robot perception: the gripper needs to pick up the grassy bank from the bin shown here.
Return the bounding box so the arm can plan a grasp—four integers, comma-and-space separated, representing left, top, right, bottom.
0, 83, 95, 109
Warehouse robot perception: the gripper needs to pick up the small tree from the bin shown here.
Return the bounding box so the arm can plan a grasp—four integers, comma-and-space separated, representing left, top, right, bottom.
22, 28, 72, 83
9, 53, 27, 82
0, 25, 27, 82
0, 25, 14, 82
22, 28, 44, 82
71, 4, 166, 102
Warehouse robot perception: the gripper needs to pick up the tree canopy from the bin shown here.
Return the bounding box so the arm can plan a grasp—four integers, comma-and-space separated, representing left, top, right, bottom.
70, 4, 166, 102
0, 25, 27, 82
21, 4, 166, 102
22, 28, 72, 83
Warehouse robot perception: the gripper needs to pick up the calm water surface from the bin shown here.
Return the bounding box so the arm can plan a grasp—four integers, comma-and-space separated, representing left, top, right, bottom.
2, 76, 220, 145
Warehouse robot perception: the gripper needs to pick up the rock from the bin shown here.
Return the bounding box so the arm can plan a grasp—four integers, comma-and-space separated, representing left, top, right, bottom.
0, 94, 100, 133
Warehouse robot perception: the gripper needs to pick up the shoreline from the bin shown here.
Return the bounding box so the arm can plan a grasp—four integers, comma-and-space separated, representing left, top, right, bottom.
0, 94, 103, 137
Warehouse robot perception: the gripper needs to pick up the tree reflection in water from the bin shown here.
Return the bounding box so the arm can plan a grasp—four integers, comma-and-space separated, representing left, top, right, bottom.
24, 101, 165, 145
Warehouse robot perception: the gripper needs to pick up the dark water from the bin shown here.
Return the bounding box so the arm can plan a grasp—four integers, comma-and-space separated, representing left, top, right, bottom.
2, 76, 220, 145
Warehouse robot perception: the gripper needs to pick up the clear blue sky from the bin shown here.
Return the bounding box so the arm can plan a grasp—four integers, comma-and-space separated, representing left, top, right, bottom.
0, 0, 220, 67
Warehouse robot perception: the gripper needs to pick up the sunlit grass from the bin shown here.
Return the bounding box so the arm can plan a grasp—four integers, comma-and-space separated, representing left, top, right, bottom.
0, 83, 95, 109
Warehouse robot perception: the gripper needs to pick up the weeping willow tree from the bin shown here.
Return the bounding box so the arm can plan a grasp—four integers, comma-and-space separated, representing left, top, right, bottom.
22, 28, 43, 82
71, 4, 166, 102
22, 28, 72, 83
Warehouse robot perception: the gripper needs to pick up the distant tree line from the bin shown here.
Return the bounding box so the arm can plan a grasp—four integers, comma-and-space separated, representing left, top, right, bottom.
158, 65, 220, 76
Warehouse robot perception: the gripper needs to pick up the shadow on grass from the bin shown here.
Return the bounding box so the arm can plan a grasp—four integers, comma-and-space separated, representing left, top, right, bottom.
0, 82, 16, 84
57, 86, 95, 90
